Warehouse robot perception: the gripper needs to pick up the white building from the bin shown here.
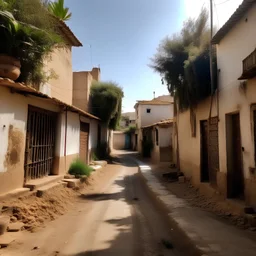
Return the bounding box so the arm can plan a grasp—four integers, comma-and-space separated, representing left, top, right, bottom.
176, 0, 256, 207
0, 22, 106, 196
134, 95, 174, 158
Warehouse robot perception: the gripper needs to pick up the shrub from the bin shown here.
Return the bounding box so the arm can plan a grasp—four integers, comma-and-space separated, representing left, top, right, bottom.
0, 0, 64, 85
91, 152, 99, 161
68, 159, 93, 177
90, 81, 123, 130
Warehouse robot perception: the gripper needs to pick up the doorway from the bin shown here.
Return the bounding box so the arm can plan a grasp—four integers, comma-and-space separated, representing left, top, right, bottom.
226, 113, 244, 199
24, 106, 56, 182
80, 122, 89, 164
200, 120, 209, 182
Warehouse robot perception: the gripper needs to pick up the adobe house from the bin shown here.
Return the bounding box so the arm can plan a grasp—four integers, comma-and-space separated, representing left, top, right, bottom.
0, 20, 103, 196
176, 0, 256, 207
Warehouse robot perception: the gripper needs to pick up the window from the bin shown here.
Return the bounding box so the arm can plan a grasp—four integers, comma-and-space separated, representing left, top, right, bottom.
146, 108, 151, 113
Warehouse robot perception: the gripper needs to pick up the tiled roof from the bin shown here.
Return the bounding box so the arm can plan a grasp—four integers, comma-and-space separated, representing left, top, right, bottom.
0, 77, 99, 120
57, 18, 82, 47
212, 0, 255, 44
142, 119, 174, 129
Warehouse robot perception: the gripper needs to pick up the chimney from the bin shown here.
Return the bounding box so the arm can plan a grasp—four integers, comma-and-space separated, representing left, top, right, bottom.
91, 67, 101, 81
153, 91, 155, 99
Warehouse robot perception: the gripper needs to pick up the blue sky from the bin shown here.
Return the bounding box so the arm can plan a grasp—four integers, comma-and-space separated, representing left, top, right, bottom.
65, 0, 242, 112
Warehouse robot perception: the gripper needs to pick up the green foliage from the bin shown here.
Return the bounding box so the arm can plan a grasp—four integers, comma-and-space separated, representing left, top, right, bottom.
0, 0, 64, 85
125, 126, 136, 134
48, 0, 72, 21
150, 8, 217, 111
91, 152, 99, 161
90, 81, 124, 130
68, 159, 93, 177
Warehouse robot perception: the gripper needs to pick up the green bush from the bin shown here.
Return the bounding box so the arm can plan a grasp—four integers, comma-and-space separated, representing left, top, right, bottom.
68, 159, 93, 177
91, 152, 99, 161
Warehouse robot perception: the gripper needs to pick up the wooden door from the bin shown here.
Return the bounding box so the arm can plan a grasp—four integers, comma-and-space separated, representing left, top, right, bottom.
228, 114, 244, 198
208, 117, 219, 186
201, 120, 209, 182
80, 122, 89, 164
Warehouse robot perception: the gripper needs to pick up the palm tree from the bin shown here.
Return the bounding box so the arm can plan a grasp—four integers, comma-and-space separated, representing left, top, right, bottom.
48, 0, 71, 21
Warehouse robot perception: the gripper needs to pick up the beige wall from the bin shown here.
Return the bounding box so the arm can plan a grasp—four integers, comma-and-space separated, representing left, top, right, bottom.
177, 97, 217, 185
73, 68, 100, 112
216, 3, 256, 204
41, 47, 73, 105
0, 86, 61, 195
113, 132, 126, 150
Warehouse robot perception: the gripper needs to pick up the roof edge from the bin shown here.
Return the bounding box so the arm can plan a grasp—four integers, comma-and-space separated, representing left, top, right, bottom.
0, 77, 99, 120
56, 18, 82, 47
212, 0, 255, 44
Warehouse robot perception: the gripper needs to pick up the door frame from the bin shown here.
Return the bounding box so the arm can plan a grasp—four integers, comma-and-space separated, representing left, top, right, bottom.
200, 120, 209, 182
80, 122, 90, 164
226, 112, 244, 198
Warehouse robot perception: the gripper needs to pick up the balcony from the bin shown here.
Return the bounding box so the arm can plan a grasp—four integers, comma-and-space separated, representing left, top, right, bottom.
239, 49, 256, 80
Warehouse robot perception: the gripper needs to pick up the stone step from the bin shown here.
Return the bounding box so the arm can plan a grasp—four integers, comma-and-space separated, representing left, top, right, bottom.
62, 179, 80, 188
7, 222, 24, 232
0, 233, 15, 247
245, 213, 256, 227
0, 216, 10, 236
36, 182, 66, 197
92, 160, 107, 167
0, 188, 30, 201
25, 175, 63, 191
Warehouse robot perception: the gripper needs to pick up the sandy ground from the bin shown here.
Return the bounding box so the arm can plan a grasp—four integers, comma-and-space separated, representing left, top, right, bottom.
1, 164, 120, 232
150, 163, 255, 230
0, 153, 196, 256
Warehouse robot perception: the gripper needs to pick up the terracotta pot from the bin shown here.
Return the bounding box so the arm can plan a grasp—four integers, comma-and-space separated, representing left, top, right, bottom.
0, 55, 21, 81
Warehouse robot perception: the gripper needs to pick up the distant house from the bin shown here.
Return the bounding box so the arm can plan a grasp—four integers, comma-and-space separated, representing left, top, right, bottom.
134, 95, 174, 161
119, 112, 136, 129
176, 0, 256, 207
0, 20, 106, 196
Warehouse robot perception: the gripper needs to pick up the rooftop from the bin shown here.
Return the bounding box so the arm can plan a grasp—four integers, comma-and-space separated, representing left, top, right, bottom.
142, 118, 174, 129
212, 0, 255, 44
57, 18, 82, 47
134, 99, 173, 109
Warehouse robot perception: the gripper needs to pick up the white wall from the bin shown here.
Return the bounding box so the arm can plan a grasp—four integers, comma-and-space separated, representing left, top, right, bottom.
66, 112, 80, 155
0, 86, 60, 194
217, 3, 256, 179
159, 126, 172, 147
138, 104, 174, 128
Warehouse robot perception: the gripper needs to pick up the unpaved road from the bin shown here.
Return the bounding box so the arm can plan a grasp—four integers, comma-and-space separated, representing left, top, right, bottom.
1, 152, 195, 256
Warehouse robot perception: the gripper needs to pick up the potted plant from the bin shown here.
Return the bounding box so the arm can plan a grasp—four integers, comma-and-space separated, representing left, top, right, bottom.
0, 10, 23, 80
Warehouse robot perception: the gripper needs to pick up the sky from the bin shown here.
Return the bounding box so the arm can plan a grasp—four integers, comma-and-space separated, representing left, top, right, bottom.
65, 0, 243, 112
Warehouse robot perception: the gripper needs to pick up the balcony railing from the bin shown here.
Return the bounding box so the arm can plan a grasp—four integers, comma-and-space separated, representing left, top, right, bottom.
239, 49, 256, 80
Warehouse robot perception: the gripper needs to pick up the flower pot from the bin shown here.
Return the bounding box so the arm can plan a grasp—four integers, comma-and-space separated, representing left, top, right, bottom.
0, 55, 21, 81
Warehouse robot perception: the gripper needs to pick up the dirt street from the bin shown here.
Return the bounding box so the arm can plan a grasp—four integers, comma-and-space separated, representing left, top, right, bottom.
1, 152, 195, 256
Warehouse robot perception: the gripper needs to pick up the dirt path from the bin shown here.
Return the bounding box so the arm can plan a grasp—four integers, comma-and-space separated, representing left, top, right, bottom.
1, 153, 192, 256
